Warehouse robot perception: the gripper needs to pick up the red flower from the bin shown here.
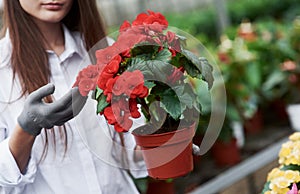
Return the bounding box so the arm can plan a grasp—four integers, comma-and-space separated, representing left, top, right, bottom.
103, 106, 117, 125
117, 30, 147, 51
131, 84, 148, 98
96, 45, 120, 66
103, 77, 119, 102
166, 31, 181, 56
121, 49, 131, 58
119, 20, 131, 33
78, 78, 96, 96
112, 70, 147, 98
132, 13, 149, 26
114, 117, 133, 132
104, 59, 120, 74
73, 65, 100, 96
110, 75, 126, 96
129, 98, 141, 118
97, 56, 122, 90
97, 71, 114, 90
218, 52, 231, 64
132, 10, 168, 32
112, 54, 122, 63
73, 65, 100, 86
111, 98, 134, 132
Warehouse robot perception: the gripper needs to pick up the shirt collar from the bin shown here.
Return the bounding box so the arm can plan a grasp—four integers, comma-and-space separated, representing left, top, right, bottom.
47, 25, 86, 61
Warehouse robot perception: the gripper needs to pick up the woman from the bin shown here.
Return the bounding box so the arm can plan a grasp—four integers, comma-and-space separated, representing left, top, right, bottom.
0, 0, 147, 193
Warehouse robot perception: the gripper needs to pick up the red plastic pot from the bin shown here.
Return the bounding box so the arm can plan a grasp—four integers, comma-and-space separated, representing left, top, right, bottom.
244, 109, 264, 135
211, 138, 241, 167
133, 123, 195, 179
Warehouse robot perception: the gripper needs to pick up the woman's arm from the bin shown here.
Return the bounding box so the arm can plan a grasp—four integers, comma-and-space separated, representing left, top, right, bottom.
8, 84, 86, 173
8, 125, 35, 174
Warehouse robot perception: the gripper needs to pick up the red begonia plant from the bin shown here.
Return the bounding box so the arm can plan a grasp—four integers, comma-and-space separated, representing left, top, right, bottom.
73, 10, 214, 133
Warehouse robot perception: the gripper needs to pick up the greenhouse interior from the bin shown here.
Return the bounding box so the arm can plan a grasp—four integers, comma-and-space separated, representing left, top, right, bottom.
1, 0, 300, 194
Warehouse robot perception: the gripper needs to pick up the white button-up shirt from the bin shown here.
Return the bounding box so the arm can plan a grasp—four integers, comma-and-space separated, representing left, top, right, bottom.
0, 26, 147, 194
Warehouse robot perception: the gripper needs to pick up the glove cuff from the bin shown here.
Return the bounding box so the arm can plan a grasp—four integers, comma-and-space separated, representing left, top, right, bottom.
17, 114, 42, 136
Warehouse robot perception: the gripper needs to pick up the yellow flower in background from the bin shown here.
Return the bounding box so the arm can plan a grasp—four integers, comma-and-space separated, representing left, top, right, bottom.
270, 177, 290, 188
279, 143, 292, 160
269, 182, 290, 194
279, 136, 300, 166
264, 191, 272, 194
289, 132, 300, 141
265, 168, 300, 194
284, 170, 300, 182
267, 168, 284, 181
263, 132, 300, 194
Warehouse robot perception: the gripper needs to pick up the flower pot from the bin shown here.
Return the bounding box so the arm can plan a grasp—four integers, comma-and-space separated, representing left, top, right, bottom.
132, 123, 195, 179
211, 138, 241, 167
243, 109, 264, 135
146, 178, 175, 194
286, 104, 300, 131
269, 99, 288, 121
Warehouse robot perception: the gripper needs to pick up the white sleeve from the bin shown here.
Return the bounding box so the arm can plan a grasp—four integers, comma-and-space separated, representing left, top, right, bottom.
0, 116, 38, 192
0, 138, 37, 188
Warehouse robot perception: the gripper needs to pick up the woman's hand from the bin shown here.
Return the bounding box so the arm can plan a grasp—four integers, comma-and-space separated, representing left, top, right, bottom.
17, 83, 87, 136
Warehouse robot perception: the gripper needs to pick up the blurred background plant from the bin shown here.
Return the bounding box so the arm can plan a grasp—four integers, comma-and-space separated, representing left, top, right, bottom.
274, 17, 300, 105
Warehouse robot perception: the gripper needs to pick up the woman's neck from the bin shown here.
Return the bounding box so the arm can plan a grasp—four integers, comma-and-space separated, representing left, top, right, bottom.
34, 20, 65, 56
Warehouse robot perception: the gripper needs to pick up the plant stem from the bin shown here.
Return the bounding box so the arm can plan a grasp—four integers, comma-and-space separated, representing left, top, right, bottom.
138, 98, 151, 121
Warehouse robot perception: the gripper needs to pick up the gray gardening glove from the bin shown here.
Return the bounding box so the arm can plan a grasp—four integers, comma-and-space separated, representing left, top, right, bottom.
17, 83, 87, 136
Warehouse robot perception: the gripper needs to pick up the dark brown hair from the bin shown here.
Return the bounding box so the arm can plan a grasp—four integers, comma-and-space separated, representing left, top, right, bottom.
1, 0, 107, 159
2, 0, 107, 94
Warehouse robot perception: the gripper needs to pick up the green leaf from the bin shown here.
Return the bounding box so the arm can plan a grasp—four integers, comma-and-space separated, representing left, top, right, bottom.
128, 59, 173, 82
261, 181, 271, 193
262, 70, 286, 91
154, 49, 172, 62
181, 49, 214, 89
245, 62, 261, 89
144, 81, 156, 89
276, 39, 297, 59
96, 94, 110, 114
195, 79, 211, 114
174, 84, 195, 109
170, 53, 182, 68
280, 164, 300, 171
131, 44, 160, 59
95, 86, 103, 100
160, 88, 182, 120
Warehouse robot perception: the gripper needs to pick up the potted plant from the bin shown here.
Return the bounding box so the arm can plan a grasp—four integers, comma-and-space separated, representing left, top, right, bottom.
210, 115, 241, 167
192, 77, 241, 167
217, 19, 296, 133
262, 132, 300, 194
280, 60, 300, 131
260, 17, 300, 130
217, 30, 263, 134
73, 10, 214, 179
280, 17, 300, 131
